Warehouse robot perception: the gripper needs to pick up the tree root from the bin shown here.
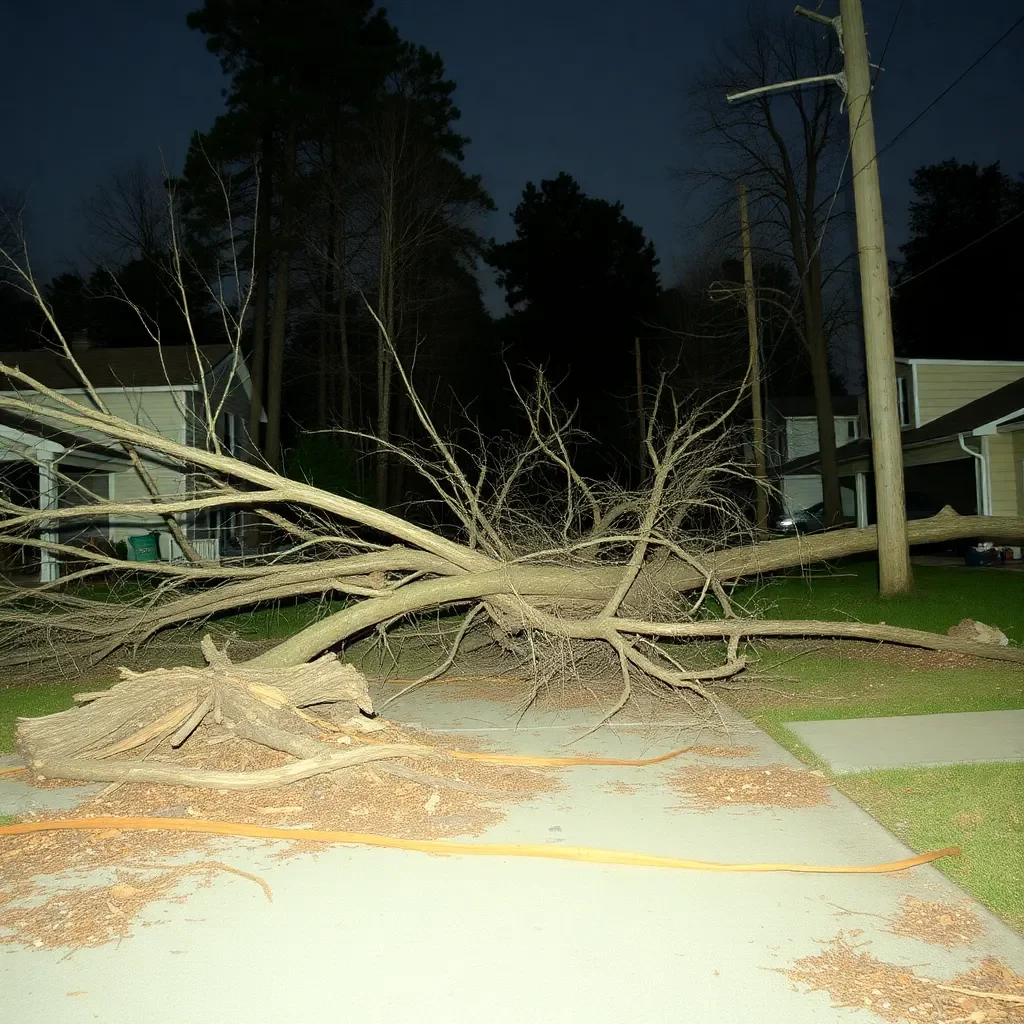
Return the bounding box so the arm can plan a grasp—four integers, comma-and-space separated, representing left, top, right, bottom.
25, 746, 425, 790
15, 636, 423, 790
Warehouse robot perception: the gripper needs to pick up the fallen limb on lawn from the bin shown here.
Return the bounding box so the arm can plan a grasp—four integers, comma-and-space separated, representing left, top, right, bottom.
0, 816, 961, 874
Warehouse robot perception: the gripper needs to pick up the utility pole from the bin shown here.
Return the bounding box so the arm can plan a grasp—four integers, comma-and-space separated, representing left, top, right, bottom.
738, 183, 768, 533
727, 1, 913, 596
796, 0, 911, 595
634, 337, 647, 478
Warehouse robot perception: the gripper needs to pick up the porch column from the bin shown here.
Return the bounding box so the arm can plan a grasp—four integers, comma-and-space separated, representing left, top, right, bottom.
855, 472, 869, 528
39, 458, 60, 583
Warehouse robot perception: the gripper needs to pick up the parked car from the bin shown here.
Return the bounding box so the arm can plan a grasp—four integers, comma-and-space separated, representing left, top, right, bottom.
772, 490, 944, 535
772, 501, 831, 535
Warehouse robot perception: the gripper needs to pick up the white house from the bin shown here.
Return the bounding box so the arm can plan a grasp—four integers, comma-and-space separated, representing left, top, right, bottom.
0, 339, 261, 582
766, 395, 862, 518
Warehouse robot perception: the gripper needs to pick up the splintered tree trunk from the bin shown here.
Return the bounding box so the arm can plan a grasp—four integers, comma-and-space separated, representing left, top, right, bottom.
15, 637, 425, 789
264, 120, 298, 471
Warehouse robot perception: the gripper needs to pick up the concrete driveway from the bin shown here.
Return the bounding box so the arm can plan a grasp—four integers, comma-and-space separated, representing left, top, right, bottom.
3, 688, 1022, 1024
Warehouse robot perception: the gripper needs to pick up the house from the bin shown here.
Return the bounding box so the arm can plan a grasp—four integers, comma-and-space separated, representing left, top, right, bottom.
0, 339, 262, 582
781, 358, 1024, 527
766, 395, 863, 519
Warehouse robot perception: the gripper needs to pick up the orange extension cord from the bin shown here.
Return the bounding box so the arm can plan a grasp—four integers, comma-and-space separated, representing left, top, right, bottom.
0, 737, 960, 874
0, 816, 959, 875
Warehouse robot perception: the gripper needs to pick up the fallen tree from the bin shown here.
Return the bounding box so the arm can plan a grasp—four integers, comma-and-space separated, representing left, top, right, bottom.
2, 209, 1022, 791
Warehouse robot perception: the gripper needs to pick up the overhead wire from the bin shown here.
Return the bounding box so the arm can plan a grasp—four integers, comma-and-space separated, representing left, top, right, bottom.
796, 7, 1023, 303
874, 11, 1024, 167
891, 207, 1024, 292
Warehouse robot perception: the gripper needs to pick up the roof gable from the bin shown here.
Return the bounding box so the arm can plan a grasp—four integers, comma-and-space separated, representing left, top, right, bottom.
0, 344, 236, 391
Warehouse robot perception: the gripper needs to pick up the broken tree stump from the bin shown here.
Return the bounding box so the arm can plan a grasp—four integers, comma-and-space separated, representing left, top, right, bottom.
15, 636, 425, 789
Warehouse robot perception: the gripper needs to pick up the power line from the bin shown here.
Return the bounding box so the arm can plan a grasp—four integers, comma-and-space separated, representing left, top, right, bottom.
832, 10, 1024, 287
892, 207, 1024, 291
801, 0, 906, 279
875, 11, 1024, 164
871, 0, 906, 88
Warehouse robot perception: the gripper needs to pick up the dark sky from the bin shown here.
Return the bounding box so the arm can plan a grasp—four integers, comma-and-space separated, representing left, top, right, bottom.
6, 0, 1023, 307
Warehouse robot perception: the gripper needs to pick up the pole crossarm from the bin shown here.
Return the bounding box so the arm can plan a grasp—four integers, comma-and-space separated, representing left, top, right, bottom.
794, 6, 839, 28
726, 74, 845, 105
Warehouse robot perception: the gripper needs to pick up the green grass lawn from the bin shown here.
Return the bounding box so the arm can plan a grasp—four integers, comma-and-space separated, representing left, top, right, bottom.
726, 622, 1024, 933
738, 557, 1024, 642
840, 764, 1024, 933
0, 682, 106, 755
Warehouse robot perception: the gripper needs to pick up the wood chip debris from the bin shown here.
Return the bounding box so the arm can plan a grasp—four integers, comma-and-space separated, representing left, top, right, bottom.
785, 933, 1024, 1022
888, 896, 984, 949
0, 718, 559, 952
669, 764, 831, 809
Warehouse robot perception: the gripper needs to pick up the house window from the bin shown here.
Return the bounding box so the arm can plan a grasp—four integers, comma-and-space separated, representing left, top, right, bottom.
846, 419, 860, 440
897, 377, 911, 428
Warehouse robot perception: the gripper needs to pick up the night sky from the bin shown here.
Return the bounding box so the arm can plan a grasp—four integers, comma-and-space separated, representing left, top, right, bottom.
6, 0, 1024, 306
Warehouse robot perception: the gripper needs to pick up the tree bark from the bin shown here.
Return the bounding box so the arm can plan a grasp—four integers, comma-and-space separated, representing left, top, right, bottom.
332, 137, 353, 445
807, 321, 842, 524
247, 122, 274, 459
263, 119, 298, 471
376, 194, 395, 508
248, 509, 1024, 668
763, 103, 843, 527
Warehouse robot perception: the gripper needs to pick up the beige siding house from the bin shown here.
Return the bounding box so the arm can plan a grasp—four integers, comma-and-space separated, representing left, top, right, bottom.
784, 358, 1024, 534
0, 342, 260, 581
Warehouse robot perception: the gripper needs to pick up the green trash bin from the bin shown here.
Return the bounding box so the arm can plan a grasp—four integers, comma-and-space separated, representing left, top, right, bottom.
127, 533, 161, 562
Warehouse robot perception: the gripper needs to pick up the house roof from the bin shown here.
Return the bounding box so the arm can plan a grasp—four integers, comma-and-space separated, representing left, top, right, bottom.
0, 417, 131, 468
0, 344, 236, 391
782, 375, 1024, 475
770, 395, 860, 418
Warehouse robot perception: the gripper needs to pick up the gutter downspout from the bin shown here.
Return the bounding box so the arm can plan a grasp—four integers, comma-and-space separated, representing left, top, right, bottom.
959, 432, 989, 515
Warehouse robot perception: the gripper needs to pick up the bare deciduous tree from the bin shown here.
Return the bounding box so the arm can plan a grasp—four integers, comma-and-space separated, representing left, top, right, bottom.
81, 161, 171, 264
682, 10, 852, 526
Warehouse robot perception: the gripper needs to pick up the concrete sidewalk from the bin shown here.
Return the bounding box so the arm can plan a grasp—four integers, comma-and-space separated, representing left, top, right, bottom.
784, 709, 1024, 773
3, 693, 1023, 1024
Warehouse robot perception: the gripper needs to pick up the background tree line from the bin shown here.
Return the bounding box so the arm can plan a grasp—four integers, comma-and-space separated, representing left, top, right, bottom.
1, 1, 1020, 522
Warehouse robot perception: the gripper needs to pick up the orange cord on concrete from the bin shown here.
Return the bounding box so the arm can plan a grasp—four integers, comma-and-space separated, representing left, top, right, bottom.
0, 766, 25, 778
348, 736, 695, 767
0, 816, 960, 874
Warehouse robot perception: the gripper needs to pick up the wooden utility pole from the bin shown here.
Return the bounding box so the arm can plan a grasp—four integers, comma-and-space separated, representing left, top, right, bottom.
738, 183, 768, 533
801, 0, 912, 595
728, 2, 912, 595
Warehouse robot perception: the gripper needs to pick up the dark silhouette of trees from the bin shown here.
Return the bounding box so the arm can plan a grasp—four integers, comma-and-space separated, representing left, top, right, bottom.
81, 161, 170, 265
41, 261, 219, 349
183, 2, 491, 504
657, 256, 846, 401
892, 160, 1024, 361
487, 172, 660, 480
184, 0, 397, 469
